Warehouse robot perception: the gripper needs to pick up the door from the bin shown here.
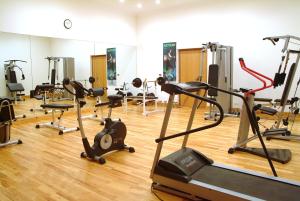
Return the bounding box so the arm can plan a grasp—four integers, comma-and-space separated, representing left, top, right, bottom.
179, 48, 207, 107
91, 55, 107, 96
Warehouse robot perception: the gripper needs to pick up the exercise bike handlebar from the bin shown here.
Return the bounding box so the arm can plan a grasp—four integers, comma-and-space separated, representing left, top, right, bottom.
239, 58, 274, 96
63, 78, 90, 100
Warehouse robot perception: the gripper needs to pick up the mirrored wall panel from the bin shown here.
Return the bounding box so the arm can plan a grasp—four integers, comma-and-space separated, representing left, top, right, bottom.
0, 31, 137, 118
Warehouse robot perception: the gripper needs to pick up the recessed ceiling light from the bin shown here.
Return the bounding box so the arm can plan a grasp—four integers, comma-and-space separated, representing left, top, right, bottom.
155, 0, 161, 5
120, 0, 125, 3
137, 3, 143, 8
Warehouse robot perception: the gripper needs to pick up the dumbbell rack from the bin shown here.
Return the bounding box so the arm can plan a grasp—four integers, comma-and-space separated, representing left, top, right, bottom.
124, 79, 163, 116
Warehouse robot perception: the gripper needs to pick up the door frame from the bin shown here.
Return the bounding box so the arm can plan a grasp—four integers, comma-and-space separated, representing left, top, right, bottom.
178, 48, 207, 106
91, 54, 107, 88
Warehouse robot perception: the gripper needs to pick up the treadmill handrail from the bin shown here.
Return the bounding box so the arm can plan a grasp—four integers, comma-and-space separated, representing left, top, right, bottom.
155, 89, 224, 143
157, 82, 278, 176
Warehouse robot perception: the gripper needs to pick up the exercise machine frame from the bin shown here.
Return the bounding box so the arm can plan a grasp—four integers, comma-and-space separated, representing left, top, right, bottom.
0, 98, 22, 148
150, 82, 300, 201
63, 78, 135, 164
199, 42, 237, 120
263, 35, 300, 141
228, 58, 291, 164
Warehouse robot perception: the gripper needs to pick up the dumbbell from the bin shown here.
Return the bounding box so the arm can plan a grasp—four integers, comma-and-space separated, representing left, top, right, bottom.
132, 76, 166, 88
156, 77, 166, 85
89, 76, 96, 84
132, 78, 142, 88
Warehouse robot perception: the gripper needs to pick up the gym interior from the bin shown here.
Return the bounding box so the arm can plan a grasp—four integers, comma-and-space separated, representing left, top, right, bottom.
1, 0, 300, 200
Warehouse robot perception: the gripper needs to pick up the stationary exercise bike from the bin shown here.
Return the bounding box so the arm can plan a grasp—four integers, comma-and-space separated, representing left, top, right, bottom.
63, 78, 135, 164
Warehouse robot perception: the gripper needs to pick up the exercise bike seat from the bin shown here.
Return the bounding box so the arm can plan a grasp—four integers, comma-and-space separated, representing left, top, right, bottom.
94, 95, 123, 108
89, 88, 105, 97
40, 104, 74, 110
108, 95, 123, 108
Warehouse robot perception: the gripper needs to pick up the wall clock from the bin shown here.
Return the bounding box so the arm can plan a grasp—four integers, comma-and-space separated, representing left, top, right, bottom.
64, 19, 72, 29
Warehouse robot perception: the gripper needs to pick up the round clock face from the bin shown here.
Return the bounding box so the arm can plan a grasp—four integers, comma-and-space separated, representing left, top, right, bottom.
64, 19, 72, 29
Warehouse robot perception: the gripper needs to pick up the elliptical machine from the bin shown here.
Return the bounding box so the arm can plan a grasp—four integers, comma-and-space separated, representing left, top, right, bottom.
63, 78, 135, 164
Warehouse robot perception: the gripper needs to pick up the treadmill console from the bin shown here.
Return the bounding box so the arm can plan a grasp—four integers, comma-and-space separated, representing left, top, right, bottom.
155, 148, 213, 182
161, 82, 208, 95
175, 154, 199, 174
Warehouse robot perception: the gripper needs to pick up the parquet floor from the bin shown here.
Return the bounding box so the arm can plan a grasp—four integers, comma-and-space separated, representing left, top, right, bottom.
1, 99, 300, 201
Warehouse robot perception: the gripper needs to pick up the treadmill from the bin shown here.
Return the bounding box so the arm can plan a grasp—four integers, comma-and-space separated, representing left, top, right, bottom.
150, 82, 300, 201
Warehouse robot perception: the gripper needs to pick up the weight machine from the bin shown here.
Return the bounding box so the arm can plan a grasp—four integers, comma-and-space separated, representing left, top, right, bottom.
4, 59, 26, 101
261, 35, 300, 141
3, 60, 27, 119
199, 42, 238, 120
228, 58, 291, 163
45, 57, 75, 100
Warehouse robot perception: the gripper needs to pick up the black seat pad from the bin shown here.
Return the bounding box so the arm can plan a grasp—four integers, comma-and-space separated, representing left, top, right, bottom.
126, 96, 158, 100
34, 95, 43, 100
90, 88, 105, 97
108, 95, 123, 101
6, 83, 25, 92
40, 104, 74, 109
255, 98, 272, 102
35, 84, 54, 93
259, 106, 277, 115
95, 102, 110, 107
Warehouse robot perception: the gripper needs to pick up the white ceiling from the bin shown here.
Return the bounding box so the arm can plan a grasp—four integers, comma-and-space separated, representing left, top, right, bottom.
93, 0, 200, 15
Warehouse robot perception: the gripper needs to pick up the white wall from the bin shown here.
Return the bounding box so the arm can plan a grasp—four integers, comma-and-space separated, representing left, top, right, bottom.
136, 0, 300, 107
116, 45, 137, 86
30, 36, 52, 88
0, 0, 137, 46
94, 43, 138, 95
0, 32, 31, 96
50, 38, 95, 83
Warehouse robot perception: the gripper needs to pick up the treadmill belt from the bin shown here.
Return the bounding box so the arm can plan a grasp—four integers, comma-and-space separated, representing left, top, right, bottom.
192, 165, 300, 201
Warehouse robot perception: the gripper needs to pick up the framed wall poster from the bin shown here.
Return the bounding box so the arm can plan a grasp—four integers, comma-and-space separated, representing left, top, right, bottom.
163, 42, 176, 81
107, 48, 116, 82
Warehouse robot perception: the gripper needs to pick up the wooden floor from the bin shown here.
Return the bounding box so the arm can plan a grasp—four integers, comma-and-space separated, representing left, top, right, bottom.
1, 99, 300, 201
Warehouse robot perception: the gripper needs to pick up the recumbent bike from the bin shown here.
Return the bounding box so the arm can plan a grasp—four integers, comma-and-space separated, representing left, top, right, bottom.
63, 78, 135, 164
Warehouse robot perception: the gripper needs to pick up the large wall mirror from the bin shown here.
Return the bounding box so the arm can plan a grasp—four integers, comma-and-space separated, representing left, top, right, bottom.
0, 31, 137, 118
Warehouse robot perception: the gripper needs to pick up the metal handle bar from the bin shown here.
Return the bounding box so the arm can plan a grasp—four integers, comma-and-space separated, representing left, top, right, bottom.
239, 58, 274, 97
155, 89, 224, 143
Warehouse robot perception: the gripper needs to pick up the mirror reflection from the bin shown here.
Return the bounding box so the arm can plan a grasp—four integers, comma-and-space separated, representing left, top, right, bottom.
0, 31, 137, 119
